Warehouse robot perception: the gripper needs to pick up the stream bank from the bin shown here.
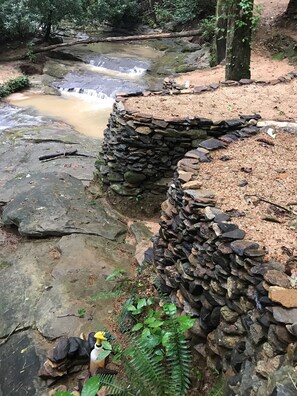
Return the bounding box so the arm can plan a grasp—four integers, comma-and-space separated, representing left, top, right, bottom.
0, 35, 209, 395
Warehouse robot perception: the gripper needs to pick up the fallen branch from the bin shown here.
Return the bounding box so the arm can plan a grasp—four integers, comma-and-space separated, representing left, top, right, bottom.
39, 150, 95, 162
245, 194, 297, 215
57, 313, 80, 318
3, 30, 201, 62
39, 149, 77, 161
0, 323, 22, 346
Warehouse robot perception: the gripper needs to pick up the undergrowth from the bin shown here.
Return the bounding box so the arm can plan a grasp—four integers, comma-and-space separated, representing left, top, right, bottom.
0, 75, 29, 98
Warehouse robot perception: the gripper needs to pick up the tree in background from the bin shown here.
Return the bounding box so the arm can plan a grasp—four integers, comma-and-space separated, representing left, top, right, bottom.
0, 0, 38, 40
84, 0, 140, 28
215, 0, 255, 80
225, 0, 254, 80
27, 0, 83, 41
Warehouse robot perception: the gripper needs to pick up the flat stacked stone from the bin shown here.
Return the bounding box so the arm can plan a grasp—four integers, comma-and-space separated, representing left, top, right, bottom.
153, 128, 297, 395
96, 96, 260, 200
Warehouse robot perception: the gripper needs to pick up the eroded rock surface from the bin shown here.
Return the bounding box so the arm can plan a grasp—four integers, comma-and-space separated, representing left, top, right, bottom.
2, 172, 126, 239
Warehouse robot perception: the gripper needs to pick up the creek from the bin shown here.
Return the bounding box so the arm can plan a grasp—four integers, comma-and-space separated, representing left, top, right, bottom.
6, 42, 164, 138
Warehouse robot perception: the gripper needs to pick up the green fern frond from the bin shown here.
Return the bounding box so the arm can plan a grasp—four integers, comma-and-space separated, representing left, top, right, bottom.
97, 374, 133, 396
166, 325, 192, 396
122, 337, 167, 396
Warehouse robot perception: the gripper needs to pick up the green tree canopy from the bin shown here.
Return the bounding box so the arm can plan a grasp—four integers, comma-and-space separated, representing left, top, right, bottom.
27, 0, 83, 40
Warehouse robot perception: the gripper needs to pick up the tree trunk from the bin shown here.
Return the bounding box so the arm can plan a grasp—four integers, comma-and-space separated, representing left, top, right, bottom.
225, 0, 254, 81
44, 22, 52, 42
2, 30, 202, 62
43, 11, 53, 41
286, 0, 297, 15
215, 0, 227, 64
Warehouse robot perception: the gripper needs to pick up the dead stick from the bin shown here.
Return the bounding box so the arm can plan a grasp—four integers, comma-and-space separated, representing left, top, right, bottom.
244, 194, 292, 213
0, 323, 21, 346
39, 149, 77, 161
57, 314, 79, 318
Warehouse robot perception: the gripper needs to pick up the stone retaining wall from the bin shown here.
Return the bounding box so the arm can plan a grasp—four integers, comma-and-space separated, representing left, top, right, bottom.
96, 97, 260, 200
153, 130, 297, 395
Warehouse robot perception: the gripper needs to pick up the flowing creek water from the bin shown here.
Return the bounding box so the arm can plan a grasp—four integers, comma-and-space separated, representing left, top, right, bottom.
6, 42, 164, 138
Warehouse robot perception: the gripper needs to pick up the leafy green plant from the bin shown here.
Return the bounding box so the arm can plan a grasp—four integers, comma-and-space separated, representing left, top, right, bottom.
78, 308, 86, 318
25, 42, 36, 62
0, 75, 29, 98
124, 297, 195, 364
55, 375, 101, 396
106, 268, 127, 282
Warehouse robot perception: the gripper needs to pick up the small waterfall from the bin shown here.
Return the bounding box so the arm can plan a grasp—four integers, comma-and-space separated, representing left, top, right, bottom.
59, 87, 111, 100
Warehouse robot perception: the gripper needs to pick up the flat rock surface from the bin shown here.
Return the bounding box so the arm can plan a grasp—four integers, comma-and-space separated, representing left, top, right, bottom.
2, 172, 126, 239
0, 106, 99, 196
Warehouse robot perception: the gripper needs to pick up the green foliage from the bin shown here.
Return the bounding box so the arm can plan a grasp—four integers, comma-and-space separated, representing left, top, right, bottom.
106, 268, 127, 282
54, 375, 101, 396
0, 75, 29, 98
153, 0, 215, 26
200, 16, 217, 42
125, 296, 194, 366
85, 0, 140, 28
27, 0, 83, 38
78, 307, 86, 318
81, 376, 101, 396
0, 0, 38, 40
207, 375, 225, 396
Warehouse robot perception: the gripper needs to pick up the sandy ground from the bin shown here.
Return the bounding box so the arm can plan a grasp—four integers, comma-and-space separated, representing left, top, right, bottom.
0, 62, 21, 84
126, 79, 297, 121
198, 130, 297, 263
175, 52, 295, 86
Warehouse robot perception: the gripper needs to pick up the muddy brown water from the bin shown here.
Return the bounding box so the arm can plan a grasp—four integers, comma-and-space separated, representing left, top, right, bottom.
7, 42, 163, 138
7, 91, 113, 138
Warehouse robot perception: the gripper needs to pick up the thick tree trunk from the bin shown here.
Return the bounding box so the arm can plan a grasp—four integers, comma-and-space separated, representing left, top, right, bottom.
3, 30, 202, 62
286, 0, 297, 15
215, 0, 227, 64
225, 0, 254, 81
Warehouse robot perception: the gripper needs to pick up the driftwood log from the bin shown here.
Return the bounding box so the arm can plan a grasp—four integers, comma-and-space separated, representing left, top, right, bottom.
3, 30, 201, 62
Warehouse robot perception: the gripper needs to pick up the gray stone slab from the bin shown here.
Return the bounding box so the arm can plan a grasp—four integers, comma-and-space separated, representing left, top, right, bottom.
2, 172, 126, 240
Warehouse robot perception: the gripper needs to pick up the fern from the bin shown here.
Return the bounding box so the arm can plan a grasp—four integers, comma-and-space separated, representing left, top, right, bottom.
166, 324, 192, 396
97, 374, 132, 396
122, 337, 167, 396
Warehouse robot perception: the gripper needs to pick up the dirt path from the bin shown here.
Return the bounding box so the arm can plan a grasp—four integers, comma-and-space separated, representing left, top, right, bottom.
176, 0, 296, 86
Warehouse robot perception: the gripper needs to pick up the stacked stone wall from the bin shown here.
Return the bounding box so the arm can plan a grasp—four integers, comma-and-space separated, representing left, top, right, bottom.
153, 129, 297, 395
97, 96, 260, 199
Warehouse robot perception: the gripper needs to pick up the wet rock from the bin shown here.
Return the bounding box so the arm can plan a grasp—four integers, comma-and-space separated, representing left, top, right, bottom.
0, 330, 48, 396
2, 172, 127, 240
124, 171, 146, 185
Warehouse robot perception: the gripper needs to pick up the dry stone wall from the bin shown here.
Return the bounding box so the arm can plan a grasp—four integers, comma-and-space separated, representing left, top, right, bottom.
96, 93, 261, 200
153, 129, 297, 395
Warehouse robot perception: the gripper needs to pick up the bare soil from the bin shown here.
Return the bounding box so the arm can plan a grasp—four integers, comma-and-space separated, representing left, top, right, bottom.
0, 62, 21, 84
198, 131, 297, 264
125, 79, 297, 121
